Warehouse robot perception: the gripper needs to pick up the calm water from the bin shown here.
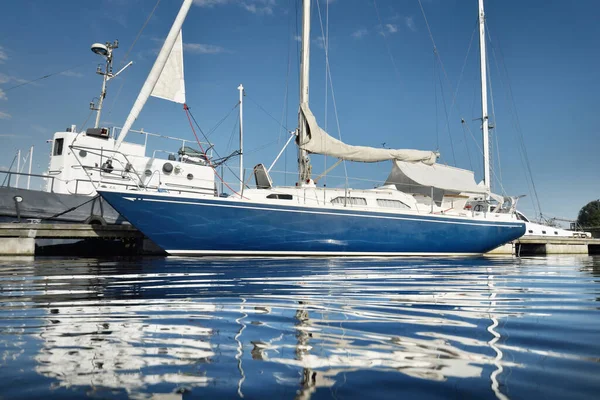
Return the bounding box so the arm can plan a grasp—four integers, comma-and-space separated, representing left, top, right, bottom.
0, 256, 599, 399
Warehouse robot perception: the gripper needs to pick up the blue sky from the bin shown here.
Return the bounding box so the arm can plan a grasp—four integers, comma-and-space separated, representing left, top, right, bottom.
1, 0, 598, 221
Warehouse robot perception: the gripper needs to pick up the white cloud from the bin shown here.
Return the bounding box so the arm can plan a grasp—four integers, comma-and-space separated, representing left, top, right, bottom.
193, 0, 230, 6
314, 35, 326, 49
378, 24, 398, 36
351, 28, 368, 39
0, 88, 6, 101
293, 35, 302, 42
60, 71, 83, 78
194, 0, 276, 15
405, 16, 416, 32
0, 111, 10, 119
385, 24, 398, 34
183, 43, 228, 54
0, 45, 7, 64
243, 0, 276, 14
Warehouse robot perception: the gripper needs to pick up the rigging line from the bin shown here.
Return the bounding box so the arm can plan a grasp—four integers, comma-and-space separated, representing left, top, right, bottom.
77, 109, 96, 134
121, 0, 162, 65
184, 105, 245, 197
187, 105, 245, 188
418, 1, 479, 136
486, 22, 542, 216
316, 0, 330, 186
106, 0, 162, 116
437, 70, 456, 165
246, 95, 293, 133
225, 115, 239, 154
279, 0, 293, 145
487, 50, 506, 196
4, 63, 90, 92
449, 21, 479, 114
316, 0, 348, 186
460, 120, 474, 171
372, 0, 403, 89
1, 153, 18, 187
206, 101, 240, 137
419, 0, 480, 166
462, 120, 505, 195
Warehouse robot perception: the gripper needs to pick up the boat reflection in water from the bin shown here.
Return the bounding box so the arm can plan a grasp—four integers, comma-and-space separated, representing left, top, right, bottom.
2, 257, 599, 399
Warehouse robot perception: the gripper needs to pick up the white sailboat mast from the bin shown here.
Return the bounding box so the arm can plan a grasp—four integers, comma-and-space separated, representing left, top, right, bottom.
479, 0, 491, 193
114, 0, 193, 150
298, 0, 312, 182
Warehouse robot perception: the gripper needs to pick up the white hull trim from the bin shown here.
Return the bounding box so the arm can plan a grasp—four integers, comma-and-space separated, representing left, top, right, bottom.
131, 196, 520, 228
166, 250, 483, 257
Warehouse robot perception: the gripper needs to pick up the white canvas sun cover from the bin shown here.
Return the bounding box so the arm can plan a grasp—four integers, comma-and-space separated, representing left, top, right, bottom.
151, 30, 186, 104
385, 160, 487, 194
299, 104, 437, 165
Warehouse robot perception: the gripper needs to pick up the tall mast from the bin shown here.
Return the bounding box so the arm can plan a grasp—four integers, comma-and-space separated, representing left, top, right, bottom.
298, 0, 311, 183
90, 41, 131, 129
478, 0, 491, 193
92, 42, 115, 129
115, 0, 193, 150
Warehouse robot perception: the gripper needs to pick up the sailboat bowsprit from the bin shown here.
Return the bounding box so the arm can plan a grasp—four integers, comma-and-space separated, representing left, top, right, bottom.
98, 0, 526, 256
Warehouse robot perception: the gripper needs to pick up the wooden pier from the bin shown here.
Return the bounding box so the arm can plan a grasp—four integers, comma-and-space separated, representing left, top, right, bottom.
0, 223, 162, 256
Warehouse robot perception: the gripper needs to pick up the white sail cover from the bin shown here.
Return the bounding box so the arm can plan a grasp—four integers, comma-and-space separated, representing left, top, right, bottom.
151, 30, 186, 104
385, 160, 487, 194
299, 104, 437, 165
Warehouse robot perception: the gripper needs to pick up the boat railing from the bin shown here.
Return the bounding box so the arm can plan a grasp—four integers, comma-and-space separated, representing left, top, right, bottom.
0, 169, 58, 192
69, 144, 215, 195
111, 126, 214, 160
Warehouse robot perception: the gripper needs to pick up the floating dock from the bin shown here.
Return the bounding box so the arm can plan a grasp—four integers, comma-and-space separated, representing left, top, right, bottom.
489, 235, 600, 256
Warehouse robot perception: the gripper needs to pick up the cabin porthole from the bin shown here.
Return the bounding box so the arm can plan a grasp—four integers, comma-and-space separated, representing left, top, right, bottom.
79, 150, 87, 157
187, 173, 193, 180
162, 163, 173, 174
144, 169, 152, 176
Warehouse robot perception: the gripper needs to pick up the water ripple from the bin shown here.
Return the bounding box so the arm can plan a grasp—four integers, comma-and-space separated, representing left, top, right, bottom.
0, 256, 599, 399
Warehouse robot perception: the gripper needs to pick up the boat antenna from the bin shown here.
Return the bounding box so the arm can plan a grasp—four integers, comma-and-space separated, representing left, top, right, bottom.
90, 40, 133, 128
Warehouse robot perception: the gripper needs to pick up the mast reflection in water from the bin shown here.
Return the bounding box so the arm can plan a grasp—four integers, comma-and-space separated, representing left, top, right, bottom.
1, 256, 600, 399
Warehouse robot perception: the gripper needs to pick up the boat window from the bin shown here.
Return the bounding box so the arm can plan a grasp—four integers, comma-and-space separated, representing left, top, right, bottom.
331, 196, 367, 206
528, 230, 533, 234
53, 138, 64, 156
554, 231, 558, 235
266, 194, 293, 200
376, 199, 411, 209
542, 230, 546, 234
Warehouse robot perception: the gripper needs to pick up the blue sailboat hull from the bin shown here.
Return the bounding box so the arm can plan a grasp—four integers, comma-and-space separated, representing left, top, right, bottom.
99, 190, 525, 256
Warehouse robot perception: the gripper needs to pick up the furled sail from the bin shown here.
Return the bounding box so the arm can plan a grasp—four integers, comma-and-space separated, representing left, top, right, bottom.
385, 160, 487, 194
150, 30, 186, 104
299, 104, 438, 165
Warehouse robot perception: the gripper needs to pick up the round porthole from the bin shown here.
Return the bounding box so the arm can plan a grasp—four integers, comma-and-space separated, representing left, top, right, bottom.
162, 163, 173, 174
79, 150, 87, 157
144, 169, 152, 176
187, 173, 193, 180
